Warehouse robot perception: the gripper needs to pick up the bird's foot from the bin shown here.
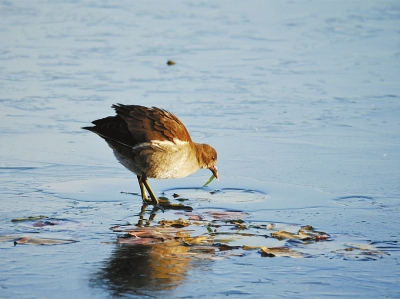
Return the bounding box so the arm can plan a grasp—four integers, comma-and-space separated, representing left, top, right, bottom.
141, 199, 165, 212
154, 204, 165, 212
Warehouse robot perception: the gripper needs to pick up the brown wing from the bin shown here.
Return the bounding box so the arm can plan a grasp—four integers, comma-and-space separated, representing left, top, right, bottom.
112, 104, 192, 143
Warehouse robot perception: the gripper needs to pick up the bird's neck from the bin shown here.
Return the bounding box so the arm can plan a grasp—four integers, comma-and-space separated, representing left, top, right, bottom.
193, 142, 207, 169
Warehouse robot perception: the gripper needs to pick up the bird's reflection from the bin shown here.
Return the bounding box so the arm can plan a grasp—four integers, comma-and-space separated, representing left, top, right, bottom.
91, 204, 196, 297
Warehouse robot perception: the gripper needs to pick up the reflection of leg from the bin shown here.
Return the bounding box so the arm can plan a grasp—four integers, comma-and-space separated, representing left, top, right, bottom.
139, 202, 148, 215
148, 209, 157, 224
137, 175, 148, 202
137, 203, 158, 227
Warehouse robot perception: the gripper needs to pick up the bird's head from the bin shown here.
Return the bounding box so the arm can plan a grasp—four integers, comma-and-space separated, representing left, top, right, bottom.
197, 143, 218, 179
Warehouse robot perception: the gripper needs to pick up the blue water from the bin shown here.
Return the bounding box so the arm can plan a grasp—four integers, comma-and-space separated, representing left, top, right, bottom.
1, 1, 399, 298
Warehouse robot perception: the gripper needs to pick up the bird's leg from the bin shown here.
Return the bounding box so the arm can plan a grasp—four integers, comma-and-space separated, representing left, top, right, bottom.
142, 175, 164, 212
148, 210, 157, 223
137, 175, 150, 204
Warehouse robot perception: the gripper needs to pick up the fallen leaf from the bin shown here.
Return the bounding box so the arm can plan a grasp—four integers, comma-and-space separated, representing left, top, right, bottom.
188, 215, 203, 221
32, 221, 56, 227
266, 223, 276, 230
182, 236, 210, 246
128, 227, 186, 240
242, 245, 262, 250
260, 246, 305, 258
271, 230, 311, 240
205, 211, 249, 220
298, 225, 328, 237
158, 218, 190, 228
14, 236, 76, 246
231, 221, 247, 230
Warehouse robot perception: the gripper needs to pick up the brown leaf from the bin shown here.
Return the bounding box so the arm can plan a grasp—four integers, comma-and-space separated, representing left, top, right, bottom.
182, 235, 210, 246
242, 245, 262, 250
298, 225, 328, 237
271, 230, 311, 240
13, 236, 76, 246
260, 246, 305, 258
205, 211, 249, 220
158, 218, 190, 228
188, 215, 203, 221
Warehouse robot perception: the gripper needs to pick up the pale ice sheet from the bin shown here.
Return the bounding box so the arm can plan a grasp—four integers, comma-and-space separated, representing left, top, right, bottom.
1, 1, 399, 298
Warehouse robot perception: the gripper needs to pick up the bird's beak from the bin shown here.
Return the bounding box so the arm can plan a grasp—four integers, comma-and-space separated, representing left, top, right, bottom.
209, 165, 219, 180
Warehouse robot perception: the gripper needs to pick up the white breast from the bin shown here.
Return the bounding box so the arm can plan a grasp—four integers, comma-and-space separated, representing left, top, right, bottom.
134, 138, 200, 179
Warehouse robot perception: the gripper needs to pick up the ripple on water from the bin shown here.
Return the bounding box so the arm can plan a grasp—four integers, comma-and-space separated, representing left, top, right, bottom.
333, 195, 376, 208
41, 176, 332, 212
163, 187, 267, 204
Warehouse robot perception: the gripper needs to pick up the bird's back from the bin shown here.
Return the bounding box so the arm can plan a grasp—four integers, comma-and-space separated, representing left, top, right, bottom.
82, 104, 200, 178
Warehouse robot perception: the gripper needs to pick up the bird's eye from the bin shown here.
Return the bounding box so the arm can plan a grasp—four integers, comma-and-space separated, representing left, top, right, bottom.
212, 156, 215, 160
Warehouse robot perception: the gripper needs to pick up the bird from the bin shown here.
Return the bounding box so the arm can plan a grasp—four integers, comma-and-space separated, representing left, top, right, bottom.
82, 104, 218, 210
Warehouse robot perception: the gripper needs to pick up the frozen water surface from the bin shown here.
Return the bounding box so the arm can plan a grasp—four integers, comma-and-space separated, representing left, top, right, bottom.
1, 1, 399, 298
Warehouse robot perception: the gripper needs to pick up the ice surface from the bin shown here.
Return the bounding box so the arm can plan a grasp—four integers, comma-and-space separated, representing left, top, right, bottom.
1, 1, 399, 298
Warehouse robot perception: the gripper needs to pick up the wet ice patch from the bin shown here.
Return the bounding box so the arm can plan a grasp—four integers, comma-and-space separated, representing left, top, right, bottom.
333, 195, 377, 208
41, 178, 131, 202
164, 187, 266, 204
41, 176, 333, 212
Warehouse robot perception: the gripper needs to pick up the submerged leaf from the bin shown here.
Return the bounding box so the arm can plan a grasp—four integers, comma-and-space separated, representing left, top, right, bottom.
11, 215, 47, 222
188, 214, 203, 221
176, 197, 189, 202
331, 243, 388, 260
32, 221, 56, 227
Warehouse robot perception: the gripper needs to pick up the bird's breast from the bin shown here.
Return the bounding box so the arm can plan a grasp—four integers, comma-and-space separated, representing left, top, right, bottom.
134, 139, 200, 179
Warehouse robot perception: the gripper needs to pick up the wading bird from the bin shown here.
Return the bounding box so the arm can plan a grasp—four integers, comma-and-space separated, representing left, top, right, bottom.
83, 104, 218, 210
